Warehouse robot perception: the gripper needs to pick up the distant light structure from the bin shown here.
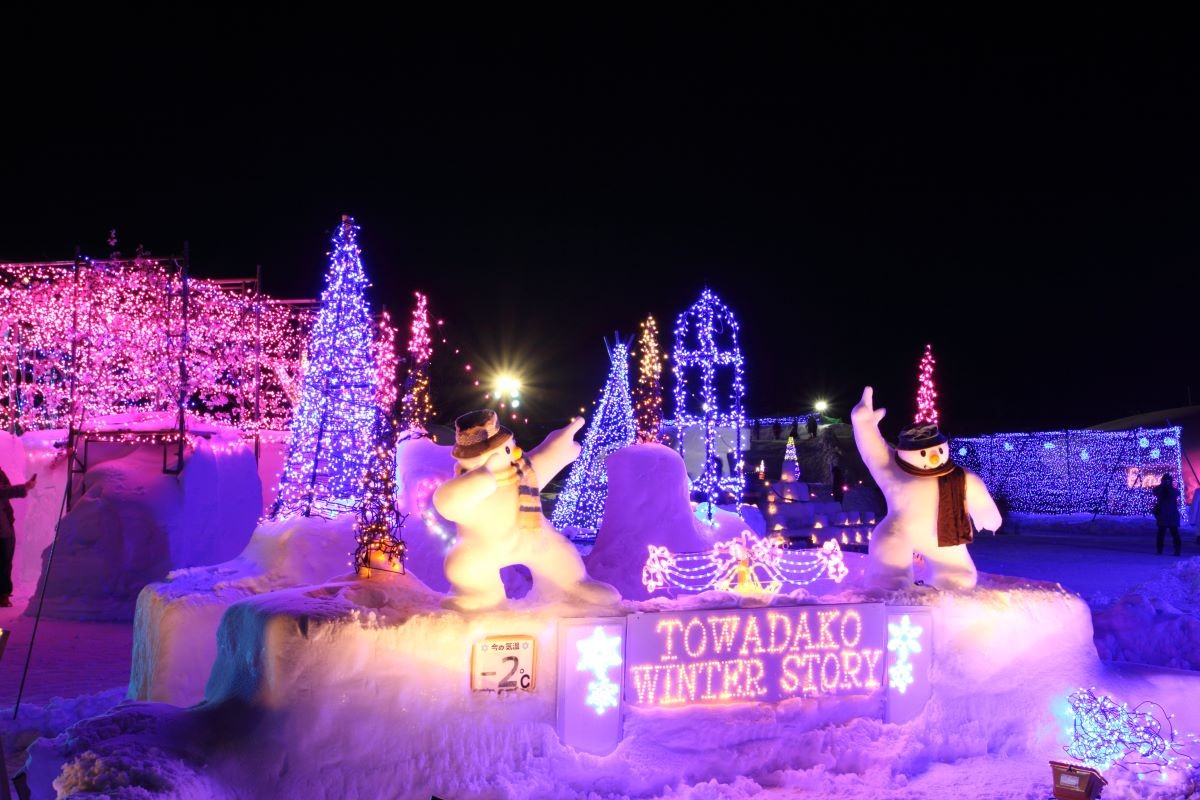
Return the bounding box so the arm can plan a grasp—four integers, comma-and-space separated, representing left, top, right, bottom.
399, 292, 434, 431
672, 289, 746, 509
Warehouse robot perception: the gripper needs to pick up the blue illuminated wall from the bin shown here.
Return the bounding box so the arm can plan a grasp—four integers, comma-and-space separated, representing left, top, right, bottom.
952, 426, 1186, 516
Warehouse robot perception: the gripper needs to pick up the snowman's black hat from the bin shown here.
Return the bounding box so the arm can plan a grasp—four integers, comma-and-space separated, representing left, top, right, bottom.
897, 422, 947, 451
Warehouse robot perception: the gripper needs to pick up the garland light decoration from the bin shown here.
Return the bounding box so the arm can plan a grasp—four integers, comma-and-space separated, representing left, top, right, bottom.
1064, 687, 1198, 778
551, 340, 636, 538
672, 289, 747, 509
914, 343, 939, 425
270, 215, 379, 520
633, 315, 665, 444
642, 530, 848, 596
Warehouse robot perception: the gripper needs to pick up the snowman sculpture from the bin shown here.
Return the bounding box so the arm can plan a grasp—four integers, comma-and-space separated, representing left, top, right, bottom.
851, 387, 1001, 591
433, 409, 621, 611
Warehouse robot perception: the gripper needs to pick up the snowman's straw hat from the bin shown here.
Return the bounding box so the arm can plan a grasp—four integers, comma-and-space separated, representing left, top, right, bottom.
452, 409, 513, 459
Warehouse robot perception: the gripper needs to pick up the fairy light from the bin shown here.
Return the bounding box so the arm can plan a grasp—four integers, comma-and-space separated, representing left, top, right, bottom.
1, 257, 313, 433
352, 411, 408, 577
1064, 687, 1199, 777
399, 291, 435, 432
914, 343, 938, 425
642, 531, 848, 595
633, 315, 665, 444
783, 436, 799, 480
373, 309, 400, 414
672, 289, 747, 511
953, 427, 1185, 515
551, 341, 635, 538
270, 216, 379, 520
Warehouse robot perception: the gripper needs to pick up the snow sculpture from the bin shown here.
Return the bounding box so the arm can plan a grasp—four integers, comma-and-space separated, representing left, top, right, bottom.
433, 409, 620, 610
851, 386, 1000, 590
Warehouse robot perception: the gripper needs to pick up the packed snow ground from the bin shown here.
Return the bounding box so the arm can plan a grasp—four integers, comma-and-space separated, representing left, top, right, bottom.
2, 513, 1198, 799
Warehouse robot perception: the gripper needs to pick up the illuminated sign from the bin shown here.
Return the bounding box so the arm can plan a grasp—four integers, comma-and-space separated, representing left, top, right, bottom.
470, 635, 535, 693
624, 604, 886, 706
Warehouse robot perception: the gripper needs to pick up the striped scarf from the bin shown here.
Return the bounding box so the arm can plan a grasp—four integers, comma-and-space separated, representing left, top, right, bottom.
494, 455, 543, 530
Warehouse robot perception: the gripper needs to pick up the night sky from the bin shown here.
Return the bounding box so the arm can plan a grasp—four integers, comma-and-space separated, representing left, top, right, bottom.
4, 13, 1197, 437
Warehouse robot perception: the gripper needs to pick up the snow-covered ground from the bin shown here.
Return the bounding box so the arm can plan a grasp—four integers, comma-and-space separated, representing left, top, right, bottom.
2, 512, 1197, 799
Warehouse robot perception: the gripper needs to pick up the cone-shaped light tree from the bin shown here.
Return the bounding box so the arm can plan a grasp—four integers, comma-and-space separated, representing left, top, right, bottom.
400, 291, 434, 432
551, 340, 636, 538
914, 343, 939, 425
271, 215, 379, 519
633, 315, 665, 444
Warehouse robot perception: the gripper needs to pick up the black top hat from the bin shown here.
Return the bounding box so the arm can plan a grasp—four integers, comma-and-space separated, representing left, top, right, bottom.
897, 422, 947, 451
452, 409, 513, 459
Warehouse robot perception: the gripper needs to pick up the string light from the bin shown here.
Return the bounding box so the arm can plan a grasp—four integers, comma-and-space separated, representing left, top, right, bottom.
270, 216, 378, 520
551, 341, 636, 538
914, 343, 938, 425
672, 289, 747, 511
399, 291, 435, 432
1064, 688, 1199, 777
783, 436, 799, 480
633, 315, 665, 444
953, 427, 1185, 515
1, 256, 312, 433
642, 531, 848, 595
352, 411, 408, 577
373, 309, 400, 414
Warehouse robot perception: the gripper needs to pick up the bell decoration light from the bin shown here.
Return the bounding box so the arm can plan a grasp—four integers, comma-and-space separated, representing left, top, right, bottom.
672, 289, 747, 510
633, 315, 665, 444
270, 215, 379, 520
914, 343, 939, 425
551, 339, 636, 539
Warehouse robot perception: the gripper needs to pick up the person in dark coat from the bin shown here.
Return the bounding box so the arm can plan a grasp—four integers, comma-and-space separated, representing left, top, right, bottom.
1, 468, 38, 606
806, 414, 819, 439
1152, 473, 1182, 556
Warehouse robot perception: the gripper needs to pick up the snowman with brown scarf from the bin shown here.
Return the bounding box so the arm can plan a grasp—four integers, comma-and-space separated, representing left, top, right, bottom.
851, 387, 1001, 591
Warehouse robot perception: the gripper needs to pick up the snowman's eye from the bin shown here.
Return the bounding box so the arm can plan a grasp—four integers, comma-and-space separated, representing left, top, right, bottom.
920, 450, 927, 457
939, 447, 945, 455
505, 445, 511, 454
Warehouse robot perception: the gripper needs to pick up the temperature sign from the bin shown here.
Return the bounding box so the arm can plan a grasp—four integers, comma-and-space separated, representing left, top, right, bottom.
471, 635, 536, 693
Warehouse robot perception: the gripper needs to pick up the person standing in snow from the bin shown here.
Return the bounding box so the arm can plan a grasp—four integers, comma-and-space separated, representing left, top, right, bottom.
0, 468, 37, 606
1152, 472, 1182, 556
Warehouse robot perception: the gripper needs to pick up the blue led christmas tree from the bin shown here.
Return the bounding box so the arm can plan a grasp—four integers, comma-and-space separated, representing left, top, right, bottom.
271, 215, 379, 520
783, 435, 800, 480
551, 340, 636, 538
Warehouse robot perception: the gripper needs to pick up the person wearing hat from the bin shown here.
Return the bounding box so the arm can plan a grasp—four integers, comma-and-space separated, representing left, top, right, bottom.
433, 410, 620, 611
851, 386, 1001, 591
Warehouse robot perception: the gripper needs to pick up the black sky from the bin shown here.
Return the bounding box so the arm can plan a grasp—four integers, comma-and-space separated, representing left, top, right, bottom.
3, 11, 1197, 436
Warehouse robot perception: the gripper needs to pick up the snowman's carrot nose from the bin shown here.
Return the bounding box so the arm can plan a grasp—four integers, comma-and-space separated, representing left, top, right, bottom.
929, 452, 940, 465
511, 446, 523, 461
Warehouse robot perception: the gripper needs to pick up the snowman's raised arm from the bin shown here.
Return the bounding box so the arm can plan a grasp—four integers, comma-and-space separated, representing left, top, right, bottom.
432, 466, 498, 523
965, 470, 1002, 532
529, 416, 586, 491
851, 386, 893, 477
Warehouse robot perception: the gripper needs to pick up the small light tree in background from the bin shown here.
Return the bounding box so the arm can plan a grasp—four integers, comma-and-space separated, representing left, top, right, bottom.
633, 314, 665, 444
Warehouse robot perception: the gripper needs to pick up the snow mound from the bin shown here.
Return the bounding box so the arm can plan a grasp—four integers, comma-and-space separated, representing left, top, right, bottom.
587, 444, 753, 600
1093, 556, 1200, 671
27, 427, 261, 622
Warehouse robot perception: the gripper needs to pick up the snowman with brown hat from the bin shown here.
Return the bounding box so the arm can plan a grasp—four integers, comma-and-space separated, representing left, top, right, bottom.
433, 409, 621, 611
851, 386, 1001, 590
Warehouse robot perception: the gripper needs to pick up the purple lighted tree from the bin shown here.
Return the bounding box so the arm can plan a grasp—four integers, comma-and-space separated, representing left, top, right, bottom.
914, 343, 939, 425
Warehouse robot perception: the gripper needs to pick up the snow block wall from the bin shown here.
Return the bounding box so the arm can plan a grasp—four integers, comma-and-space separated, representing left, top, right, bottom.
27, 431, 261, 622
130, 512, 356, 706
